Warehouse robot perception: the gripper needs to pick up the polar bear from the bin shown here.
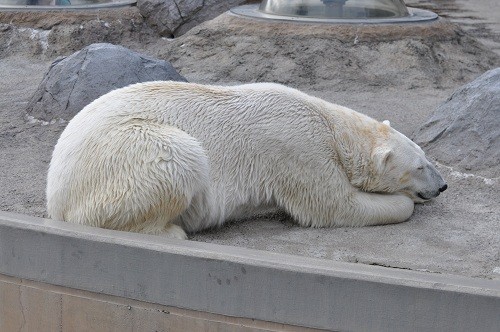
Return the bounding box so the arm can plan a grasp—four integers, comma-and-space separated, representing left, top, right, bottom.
46, 81, 447, 239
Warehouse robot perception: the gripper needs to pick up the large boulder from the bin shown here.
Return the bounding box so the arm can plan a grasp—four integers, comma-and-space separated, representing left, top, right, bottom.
413, 68, 500, 178
137, 0, 248, 37
26, 43, 186, 122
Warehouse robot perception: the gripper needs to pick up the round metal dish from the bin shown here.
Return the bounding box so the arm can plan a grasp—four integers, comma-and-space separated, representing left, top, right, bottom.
231, 3, 438, 24
0, 0, 136, 11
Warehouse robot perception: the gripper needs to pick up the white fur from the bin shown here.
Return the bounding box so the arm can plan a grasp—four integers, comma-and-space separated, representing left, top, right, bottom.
47, 82, 446, 238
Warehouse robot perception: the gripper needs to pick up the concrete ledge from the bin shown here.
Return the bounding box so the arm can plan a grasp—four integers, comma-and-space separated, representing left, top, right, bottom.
1, 211, 499, 331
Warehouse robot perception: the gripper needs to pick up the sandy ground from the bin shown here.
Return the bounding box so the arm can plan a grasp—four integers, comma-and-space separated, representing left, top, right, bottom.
0, 0, 499, 279
444, 0, 500, 55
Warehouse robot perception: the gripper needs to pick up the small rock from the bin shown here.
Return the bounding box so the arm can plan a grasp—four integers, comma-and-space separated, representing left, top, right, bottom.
26, 43, 186, 122
413, 68, 500, 178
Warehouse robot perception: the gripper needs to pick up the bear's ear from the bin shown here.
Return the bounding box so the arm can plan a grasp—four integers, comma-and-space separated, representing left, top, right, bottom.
383, 120, 391, 127
373, 146, 392, 169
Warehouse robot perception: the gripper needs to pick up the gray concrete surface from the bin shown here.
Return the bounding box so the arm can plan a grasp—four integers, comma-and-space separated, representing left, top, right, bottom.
1, 211, 499, 332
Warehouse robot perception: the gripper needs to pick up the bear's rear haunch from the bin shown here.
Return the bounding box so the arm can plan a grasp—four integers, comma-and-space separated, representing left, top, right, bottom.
46, 81, 447, 239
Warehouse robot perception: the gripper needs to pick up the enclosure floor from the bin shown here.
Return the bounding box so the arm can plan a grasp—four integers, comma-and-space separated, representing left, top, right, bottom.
0, 0, 498, 279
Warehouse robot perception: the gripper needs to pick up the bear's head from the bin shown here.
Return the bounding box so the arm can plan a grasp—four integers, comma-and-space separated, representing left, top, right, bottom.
370, 121, 447, 203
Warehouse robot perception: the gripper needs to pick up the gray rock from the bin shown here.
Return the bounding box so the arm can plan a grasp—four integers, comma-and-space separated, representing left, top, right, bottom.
138, 0, 247, 37
414, 68, 500, 178
26, 43, 186, 122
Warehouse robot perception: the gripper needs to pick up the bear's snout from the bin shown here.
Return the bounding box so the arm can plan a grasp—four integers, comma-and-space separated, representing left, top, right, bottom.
416, 182, 447, 201
420, 162, 447, 200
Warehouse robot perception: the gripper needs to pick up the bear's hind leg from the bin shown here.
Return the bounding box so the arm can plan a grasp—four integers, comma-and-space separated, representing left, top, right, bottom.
161, 224, 187, 240
115, 122, 211, 237
133, 219, 188, 240
162, 224, 188, 239
62, 121, 210, 238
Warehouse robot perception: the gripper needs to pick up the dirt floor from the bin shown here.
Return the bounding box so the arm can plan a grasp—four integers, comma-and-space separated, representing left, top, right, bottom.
0, 0, 499, 279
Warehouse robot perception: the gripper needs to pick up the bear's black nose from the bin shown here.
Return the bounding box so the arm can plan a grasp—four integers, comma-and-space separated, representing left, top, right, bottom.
439, 184, 448, 192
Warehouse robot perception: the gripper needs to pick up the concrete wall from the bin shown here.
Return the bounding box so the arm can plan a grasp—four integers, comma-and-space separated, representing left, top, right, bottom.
0, 274, 315, 332
1, 211, 499, 331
